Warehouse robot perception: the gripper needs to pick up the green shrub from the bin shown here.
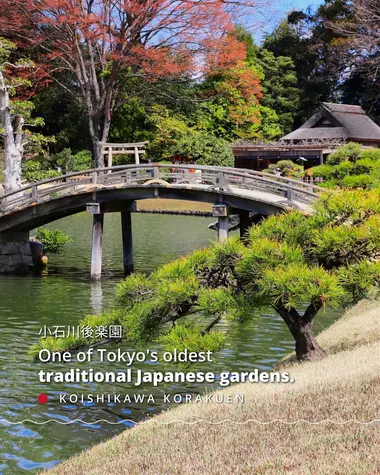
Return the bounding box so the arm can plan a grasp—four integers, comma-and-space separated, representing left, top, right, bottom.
336, 160, 355, 176
354, 157, 378, 175
264, 159, 304, 178
360, 148, 380, 161
311, 164, 336, 180
24, 169, 60, 182
70, 149, 93, 171
326, 142, 362, 165
312, 143, 380, 189
22, 149, 93, 182
36, 228, 72, 254
342, 174, 374, 189
22, 157, 60, 182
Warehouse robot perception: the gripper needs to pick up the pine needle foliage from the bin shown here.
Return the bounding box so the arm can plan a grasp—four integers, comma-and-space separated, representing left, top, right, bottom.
236, 238, 304, 286
159, 323, 226, 359
248, 211, 311, 247
116, 273, 154, 308
32, 189, 380, 361
255, 264, 346, 311
338, 261, 380, 303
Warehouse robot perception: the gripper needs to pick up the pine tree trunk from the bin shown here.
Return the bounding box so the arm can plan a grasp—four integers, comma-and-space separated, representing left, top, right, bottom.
275, 303, 327, 362
293, 321, 326, 361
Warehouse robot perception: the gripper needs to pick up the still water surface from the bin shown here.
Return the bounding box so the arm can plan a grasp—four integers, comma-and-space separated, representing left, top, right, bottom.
0, 213, 341, 473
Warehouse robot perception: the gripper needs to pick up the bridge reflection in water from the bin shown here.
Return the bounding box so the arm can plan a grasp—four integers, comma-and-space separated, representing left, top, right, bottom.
0, 164, 323, 280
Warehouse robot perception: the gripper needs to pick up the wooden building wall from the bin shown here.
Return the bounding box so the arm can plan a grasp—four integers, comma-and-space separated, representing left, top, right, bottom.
233, 148, 323, 171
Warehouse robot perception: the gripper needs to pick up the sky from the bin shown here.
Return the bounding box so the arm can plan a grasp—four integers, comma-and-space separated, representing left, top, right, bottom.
254, 0, 324, 43
289, 0, 323, 10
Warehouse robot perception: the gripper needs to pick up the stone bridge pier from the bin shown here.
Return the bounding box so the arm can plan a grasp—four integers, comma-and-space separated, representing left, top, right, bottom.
0, 231, 34, 274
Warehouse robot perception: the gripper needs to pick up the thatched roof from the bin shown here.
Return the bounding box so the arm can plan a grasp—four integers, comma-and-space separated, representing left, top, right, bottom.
282, 103, 380, 143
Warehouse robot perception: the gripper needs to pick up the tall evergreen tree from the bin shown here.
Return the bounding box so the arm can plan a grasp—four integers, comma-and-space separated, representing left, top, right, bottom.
235, 26, 300, 135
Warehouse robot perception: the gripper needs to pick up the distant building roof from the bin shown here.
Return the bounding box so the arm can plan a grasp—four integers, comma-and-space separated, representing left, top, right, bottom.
281, 103, 380, 143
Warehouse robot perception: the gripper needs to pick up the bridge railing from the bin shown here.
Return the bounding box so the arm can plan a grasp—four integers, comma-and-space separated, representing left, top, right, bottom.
0, 164, 325, 215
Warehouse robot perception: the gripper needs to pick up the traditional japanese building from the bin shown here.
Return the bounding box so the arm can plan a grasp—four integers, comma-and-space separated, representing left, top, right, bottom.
281, 103, 380, 147
233, 103, 380, 171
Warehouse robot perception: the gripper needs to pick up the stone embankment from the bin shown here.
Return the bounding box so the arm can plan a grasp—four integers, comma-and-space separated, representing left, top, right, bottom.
0, 237, 34, 274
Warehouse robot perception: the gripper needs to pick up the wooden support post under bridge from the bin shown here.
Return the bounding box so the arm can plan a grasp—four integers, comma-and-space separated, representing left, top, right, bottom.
91, 213, 104, 281
121, 210, 134, 276
239, 210, 251, 240
213, 204, 229, 242
88, 203, 104, 281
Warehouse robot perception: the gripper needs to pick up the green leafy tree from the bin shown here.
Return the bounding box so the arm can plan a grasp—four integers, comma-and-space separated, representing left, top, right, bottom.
196, 60, 264, 140
256, 51, 300, 135
235, 26, 300, 135
145, 106, 190, 161
170, 134, 234, 167
144, 105, 234, 166
52, 149, 93, 174
262, 6, 344, 127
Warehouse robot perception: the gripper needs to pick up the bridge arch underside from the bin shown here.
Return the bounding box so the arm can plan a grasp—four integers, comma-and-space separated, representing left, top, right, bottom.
0, 186, 290, 233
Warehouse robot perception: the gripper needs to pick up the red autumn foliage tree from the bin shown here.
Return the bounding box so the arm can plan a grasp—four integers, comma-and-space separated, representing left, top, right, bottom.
222, 63, 263, 126
0, 0, 261, 166
197, 31, 263, 139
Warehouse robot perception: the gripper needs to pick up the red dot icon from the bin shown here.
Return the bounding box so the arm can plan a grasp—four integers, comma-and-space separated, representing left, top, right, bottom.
38, 393, 48, 404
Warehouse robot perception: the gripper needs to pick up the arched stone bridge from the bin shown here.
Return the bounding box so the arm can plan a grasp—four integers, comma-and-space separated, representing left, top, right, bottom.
0, 164, 323, 279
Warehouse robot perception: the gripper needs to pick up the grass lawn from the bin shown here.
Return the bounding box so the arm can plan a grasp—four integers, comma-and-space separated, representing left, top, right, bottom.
46, 300, 380, 475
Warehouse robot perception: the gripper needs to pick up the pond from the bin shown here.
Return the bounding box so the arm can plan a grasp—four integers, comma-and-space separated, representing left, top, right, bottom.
0, 213, 342, 474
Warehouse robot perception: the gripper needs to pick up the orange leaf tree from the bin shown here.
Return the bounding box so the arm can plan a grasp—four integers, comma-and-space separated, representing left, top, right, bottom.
0, 0, 261, 165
